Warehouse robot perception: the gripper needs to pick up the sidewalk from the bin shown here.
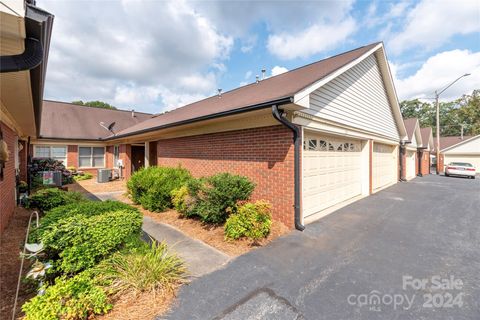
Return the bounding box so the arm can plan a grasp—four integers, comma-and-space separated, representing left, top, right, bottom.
142, 216, 230, 277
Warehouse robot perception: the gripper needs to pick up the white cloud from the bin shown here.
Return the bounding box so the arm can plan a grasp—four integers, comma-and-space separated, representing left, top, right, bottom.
39, 0, 232, 113
393, 50, 480, 101
271, 66, 288, 76
389, 0, 479, 54
244, 71, 252, 79
267, 18, 356, 60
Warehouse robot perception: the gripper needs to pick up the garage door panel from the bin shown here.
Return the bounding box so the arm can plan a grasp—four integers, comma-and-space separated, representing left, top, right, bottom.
406, 150, 416, 180
303, 134, 363, 218
373, 143, 396, 190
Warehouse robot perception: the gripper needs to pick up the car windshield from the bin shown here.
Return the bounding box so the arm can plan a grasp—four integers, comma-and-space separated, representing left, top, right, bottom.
450, 162, 473, 167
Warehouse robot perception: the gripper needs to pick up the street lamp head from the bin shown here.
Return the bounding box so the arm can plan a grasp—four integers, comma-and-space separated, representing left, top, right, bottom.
463, 73, 471, 77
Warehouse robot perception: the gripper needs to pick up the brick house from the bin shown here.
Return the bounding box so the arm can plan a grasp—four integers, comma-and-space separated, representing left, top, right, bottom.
0, 1, 53, 233
34, 42, 411, 229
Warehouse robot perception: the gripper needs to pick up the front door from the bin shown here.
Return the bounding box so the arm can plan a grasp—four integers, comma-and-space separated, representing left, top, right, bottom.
131, 146, 145, 173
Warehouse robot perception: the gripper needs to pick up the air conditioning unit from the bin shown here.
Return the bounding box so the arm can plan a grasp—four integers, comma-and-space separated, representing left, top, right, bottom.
52, 171, 63, 187
97, 169, 112, 183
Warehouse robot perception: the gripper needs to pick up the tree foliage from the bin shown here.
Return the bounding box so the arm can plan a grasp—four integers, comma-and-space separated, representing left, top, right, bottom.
72, 100, 117, 110
400, 90, 480, 136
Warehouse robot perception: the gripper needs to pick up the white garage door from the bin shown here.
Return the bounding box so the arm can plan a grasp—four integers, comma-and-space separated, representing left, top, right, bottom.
444, 155, 480, 173
372, 143, 397, 190
406, 150, 416, 180
303, 134, 363, 218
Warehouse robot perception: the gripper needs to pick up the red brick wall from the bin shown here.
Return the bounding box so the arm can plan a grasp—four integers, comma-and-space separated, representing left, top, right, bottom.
438, 154, 445, 173
400, 148, 407, 180
0, 121, 17, 233
419, 150, 430, 175
156, 125, 295, 227
120, 144, 131, 179
106, 146, 114, 169
67, 145, 78, 168
415, 151, 419, 176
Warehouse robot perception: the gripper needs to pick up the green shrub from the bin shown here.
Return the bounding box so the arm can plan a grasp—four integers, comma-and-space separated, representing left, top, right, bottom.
41, 209, 143, 274
73, 172, 93, 181
127, 166, 192, 212
171, 185, 197, 217
27, 188, 85, 212
30, 200, 137, 242
192, 173, 255, 223
95, 239, 186, 297
22, 272, 111, 320
224, 200, 272, 241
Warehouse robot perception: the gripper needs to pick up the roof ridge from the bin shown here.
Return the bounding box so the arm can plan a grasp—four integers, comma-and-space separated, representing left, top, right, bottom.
43, 99, 154, 115
150, 41, 382, 119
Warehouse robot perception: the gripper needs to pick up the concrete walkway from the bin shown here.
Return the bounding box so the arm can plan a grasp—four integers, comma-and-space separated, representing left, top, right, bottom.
88, 191, 231, 278
142, 216, 230, 277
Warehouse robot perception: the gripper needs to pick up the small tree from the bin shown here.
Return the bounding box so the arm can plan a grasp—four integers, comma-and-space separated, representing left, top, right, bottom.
72, 100, 117, 110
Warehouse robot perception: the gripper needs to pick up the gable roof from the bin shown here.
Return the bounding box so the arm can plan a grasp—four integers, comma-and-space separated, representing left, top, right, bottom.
39, 100, 153, 140
403, 118, 418, 141
112, 42, 388, 139
420, 127, 434, 149
434, 135, 474, 152
436, 135, 479, 152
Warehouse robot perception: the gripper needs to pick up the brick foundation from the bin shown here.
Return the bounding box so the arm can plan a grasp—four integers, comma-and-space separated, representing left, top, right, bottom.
0, 121, 17, 233
156, 125, 295, 228
418, 150, 430, 175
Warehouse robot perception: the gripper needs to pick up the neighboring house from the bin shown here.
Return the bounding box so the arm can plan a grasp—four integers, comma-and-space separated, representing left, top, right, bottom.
435, 135, 480, 172
0, 0, 53, 232
419, 127, 434, 176
402, 118, 423, 180
31, 100, 152, 176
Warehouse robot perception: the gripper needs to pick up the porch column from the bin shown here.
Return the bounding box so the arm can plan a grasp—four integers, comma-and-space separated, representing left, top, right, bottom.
144, 141, 150, 168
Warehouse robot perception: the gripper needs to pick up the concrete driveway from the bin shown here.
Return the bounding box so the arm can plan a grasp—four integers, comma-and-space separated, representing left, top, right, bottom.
163, 175, 480, 320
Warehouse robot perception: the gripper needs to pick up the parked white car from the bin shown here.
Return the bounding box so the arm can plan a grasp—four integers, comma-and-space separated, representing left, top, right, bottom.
445, 162, 476, 179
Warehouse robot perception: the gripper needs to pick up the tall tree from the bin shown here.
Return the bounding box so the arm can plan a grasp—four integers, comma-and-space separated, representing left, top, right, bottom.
400, 89, 480, 137
72, 100, 117, 110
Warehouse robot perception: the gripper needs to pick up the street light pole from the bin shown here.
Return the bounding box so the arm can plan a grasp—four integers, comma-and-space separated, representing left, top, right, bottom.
434, 73, 471, 175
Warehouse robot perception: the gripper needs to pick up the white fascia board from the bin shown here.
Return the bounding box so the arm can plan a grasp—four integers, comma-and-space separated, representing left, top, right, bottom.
441, 134, 480, 152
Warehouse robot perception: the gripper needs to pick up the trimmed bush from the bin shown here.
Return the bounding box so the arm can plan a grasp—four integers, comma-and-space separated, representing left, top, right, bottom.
30, 200, 137, 242
191, 173, 255, 223
127, 166, 192, 212
22, 272, 111, 320
73, 172, 93, 181
171, 185, 198, 217
27, 188, 85, 212
224, 200, 272, 241
30, 158, 73, 187
95, 239, 186, 297
41, 209, 143, 273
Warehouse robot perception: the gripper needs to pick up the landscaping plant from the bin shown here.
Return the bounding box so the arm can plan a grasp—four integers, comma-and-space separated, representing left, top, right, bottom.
190, 173, 255, 223
95, 239, 186, 297
224, 200, 272, 241
26, 188, 85, 212
22, 271, 111, 320
30, 158, 73, 187
41, 209, 143, 274
73, 172, 93, 181
127, 166, 192, 212
30, 200, 137, 242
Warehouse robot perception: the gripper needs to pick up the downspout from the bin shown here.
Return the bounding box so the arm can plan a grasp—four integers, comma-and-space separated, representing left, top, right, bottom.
0, 38, 43, 73
272, 105, 304, 231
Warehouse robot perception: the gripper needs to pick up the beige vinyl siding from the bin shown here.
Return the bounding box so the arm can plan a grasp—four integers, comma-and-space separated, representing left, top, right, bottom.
309, 54, 399, 140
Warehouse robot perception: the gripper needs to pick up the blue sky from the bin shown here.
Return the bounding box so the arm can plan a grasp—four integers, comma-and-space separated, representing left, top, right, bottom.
40, 0, 480, 114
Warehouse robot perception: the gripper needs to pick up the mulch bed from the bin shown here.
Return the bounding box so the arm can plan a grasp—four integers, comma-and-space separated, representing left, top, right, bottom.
0, 207, 37, 320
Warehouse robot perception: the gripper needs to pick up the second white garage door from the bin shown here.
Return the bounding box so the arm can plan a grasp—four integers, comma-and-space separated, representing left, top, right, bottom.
372, 143, 397, 191
406, 150, 416, 180
303, 134, 364, 218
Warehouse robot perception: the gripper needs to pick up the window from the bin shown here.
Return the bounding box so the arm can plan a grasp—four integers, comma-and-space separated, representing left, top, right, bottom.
79, 147, 105, 168
113, 145, 120, 167
34, 145, 67, 164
